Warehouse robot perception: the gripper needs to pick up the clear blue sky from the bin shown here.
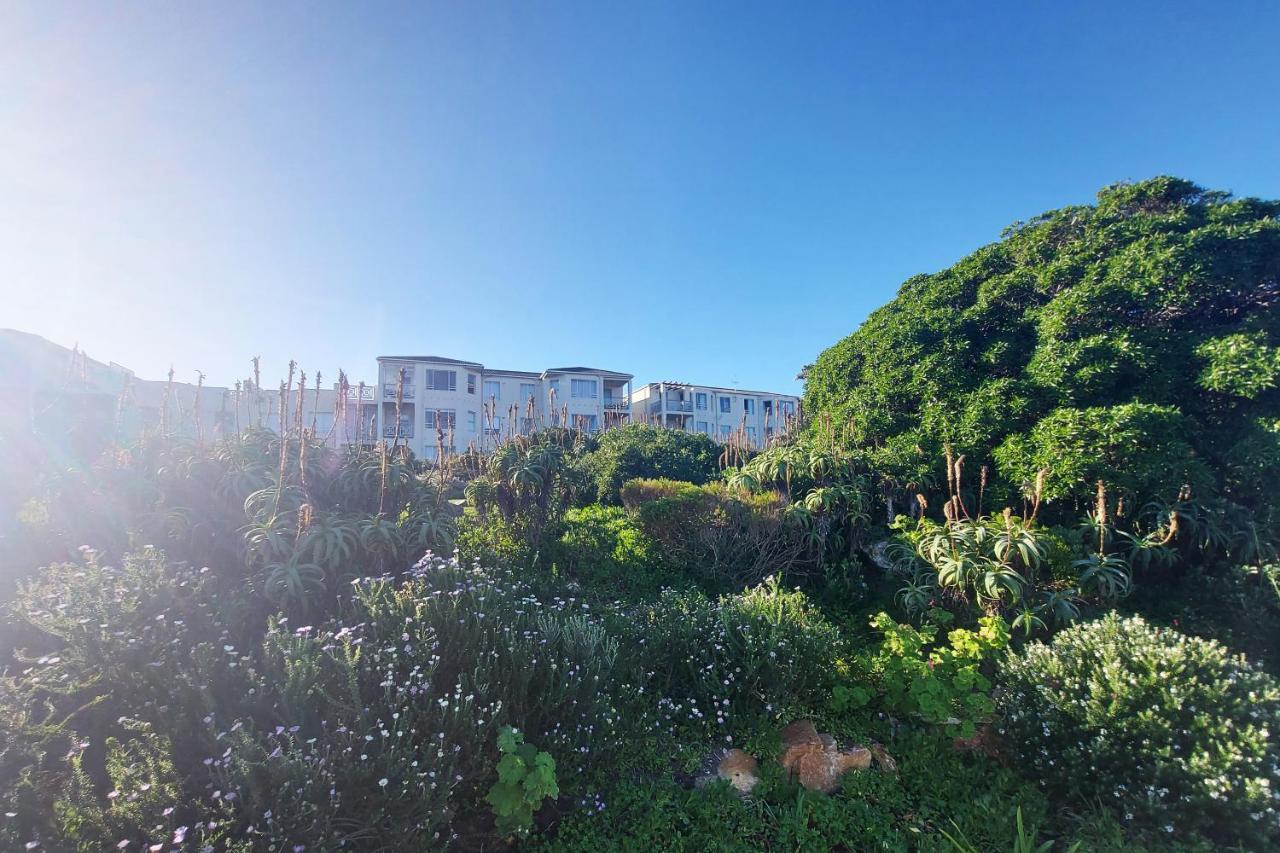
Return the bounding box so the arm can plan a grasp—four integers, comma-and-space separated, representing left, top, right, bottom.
3, 2, 1279, 394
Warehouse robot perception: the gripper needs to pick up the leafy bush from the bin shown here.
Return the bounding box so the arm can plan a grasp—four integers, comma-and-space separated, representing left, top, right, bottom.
547, 504, 684, 599
464, 428, 593, 548
837, 611, 1010, 738
621, 577, 843, 740
486, 726, 559, 837
803, 177, 1280, 517
213, 554, 626, 848
622, 478, 808, 589
0, 548, 631, 849
582, 423, 720, 504
997, 613, 1280, 845
723, 438, 876, 572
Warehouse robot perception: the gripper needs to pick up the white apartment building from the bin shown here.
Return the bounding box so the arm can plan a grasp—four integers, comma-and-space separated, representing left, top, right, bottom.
629, 381, 800, 449
375, 355, 633, 459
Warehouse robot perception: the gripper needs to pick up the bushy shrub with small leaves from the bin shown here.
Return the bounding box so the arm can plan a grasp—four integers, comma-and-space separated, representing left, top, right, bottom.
622, 577, 843, 741
546, 504, 685, 599
211, 554, 628, 848
997, 613, 1280, 845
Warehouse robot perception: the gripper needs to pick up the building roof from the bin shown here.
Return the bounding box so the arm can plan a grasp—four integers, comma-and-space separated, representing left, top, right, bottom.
542, 366, 633, 381
485, 368, 542, 379
377, 355, 485, 370
636, 379, 800, 399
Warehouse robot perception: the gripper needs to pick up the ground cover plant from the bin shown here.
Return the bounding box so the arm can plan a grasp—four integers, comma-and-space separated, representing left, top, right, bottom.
2, 176, 1279, 850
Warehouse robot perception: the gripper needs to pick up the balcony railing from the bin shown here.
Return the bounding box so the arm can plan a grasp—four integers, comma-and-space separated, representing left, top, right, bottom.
603, 399, 629, 411
665, 399, 693, 412
384, 384, 415, 399
383, 425, 414, 439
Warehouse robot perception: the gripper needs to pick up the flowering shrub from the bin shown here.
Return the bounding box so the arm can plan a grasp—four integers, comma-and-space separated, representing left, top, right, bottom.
623, 577, 843, 741
210, 554, 627, 848
1, 548, 630, 849
997, 613, 1280, 845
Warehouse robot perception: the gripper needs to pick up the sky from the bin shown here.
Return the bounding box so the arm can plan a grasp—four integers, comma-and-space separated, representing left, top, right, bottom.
2, 2, 1279, 395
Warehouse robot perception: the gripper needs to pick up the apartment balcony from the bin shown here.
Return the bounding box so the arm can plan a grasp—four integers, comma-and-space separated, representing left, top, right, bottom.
603, 399, 629, 412
665, 399, 693, 412
383, 423, 414, 439
383, 383, 415, 400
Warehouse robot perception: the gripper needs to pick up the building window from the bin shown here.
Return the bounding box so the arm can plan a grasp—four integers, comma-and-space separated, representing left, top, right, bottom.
779, 400, 796, 416
519, 382, 537, 403
574, 414, 598, 431
467, 411, 477, 432
483, 380, 501, 399
696, 421, 709, 434
696, 392, 708, 410
744, 398, 756, 415
424, 369, 456, 392
571, 378, 597, 399
424, 409, 456, 430
719, 396, 731, 413
747, 426, 757, 443
718, 423, 732, 437
467, 373, 477, 394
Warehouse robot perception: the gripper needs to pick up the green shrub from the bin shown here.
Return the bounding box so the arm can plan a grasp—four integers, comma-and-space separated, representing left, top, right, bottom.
548, 504, 684, 599
622, 478, 808, 590
838, 610, 1010, 738
486, 726, 559, 837
997, 613, 1280, 845
583, 423, 721, 504
622, 577, 843, 740
803, 176, 1280, 519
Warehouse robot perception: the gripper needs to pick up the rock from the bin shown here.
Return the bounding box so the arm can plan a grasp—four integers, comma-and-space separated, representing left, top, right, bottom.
717, 749, 759, 794
778, 719, 873, 793
780, 719, 822, 748
837, 746, 871, 772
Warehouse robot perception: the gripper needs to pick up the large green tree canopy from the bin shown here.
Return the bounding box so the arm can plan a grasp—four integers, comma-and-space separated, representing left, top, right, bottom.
803, 177, 1280, 513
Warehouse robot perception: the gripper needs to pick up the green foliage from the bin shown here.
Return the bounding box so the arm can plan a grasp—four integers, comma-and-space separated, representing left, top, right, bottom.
465, 427, 593, 547
940, 806, 1079, 853
997, 613, 1280, 846
486, 726, 558, 837
582, 423, 720, 504
622, 478, 808, 590
837, 611, 1010, 738
622, 578, 843, 738
538, 731, 1052, 851
1197, 332, 1280, 399
548, 504, 684, 599
803, 176, 1280, 516
889, 512, 1106, 629
724, 437, 876, 572
994, 403, 1213, 505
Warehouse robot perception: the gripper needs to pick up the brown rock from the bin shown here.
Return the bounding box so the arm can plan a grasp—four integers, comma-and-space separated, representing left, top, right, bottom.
778, 720, 873, 792
717, 749, 759, 794
835, 746, 871, 773
796, 748, 837, 792
780, 719, 822, 749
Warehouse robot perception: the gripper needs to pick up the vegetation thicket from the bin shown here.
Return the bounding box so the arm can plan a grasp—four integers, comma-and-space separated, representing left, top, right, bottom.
2, 177, 1278, 851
